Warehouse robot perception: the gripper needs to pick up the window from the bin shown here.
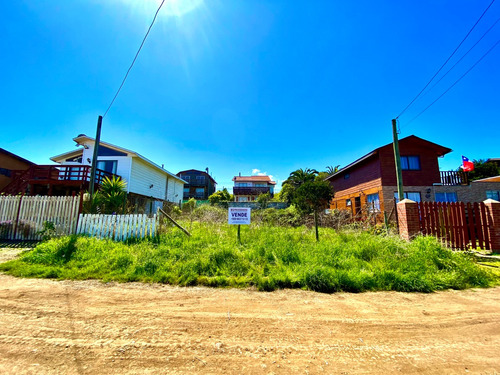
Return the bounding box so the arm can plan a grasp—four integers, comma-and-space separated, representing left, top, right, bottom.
0, 168, 12, 177
195, 188, 205, 198
366, 193, 380, 211
394, 191, 421, 202
236, 182, 249, 187
183, 175, 190, 182
96, 160, 117, 174
486, 190, 500, 200
401, 156, 421, 170
196, 175, 205, 183
183, 188, 189, 193
346, 199, 351, 207
254, 183, 266, 187
435, 192, 458, 202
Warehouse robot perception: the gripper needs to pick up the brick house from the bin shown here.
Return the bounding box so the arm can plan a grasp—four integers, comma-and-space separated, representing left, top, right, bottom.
326, 135, 500, 216
176, 169, 217, 201
232, 175, 276, 202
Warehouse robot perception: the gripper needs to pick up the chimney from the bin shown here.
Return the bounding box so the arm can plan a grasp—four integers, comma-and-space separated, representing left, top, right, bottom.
206, 167, 209, 174
239, 172, 241, 177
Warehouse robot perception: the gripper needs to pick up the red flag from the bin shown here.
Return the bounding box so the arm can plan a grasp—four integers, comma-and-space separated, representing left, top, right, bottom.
462, 156, 474, 172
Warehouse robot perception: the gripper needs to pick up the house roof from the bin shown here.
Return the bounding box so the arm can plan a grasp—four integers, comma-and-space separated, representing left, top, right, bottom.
177, 169, 217, 184
0, 148, 35, 166
472, 175, 500, 183
326, 135, 452, 181
51, 134, 186, 184
232, 175, 276, 185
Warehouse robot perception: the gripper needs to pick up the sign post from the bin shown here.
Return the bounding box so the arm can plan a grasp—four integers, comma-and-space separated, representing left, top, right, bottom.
228, 207, 251, 244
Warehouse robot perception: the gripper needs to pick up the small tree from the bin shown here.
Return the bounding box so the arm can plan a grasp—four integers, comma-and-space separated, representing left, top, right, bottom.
208, 188, 232, 205
257, 192, 271, 209
293, 180, 333, 241
465, 159, 500, 181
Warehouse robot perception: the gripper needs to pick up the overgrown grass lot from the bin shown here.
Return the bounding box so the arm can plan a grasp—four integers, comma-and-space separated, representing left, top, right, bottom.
0, 221, 495, 293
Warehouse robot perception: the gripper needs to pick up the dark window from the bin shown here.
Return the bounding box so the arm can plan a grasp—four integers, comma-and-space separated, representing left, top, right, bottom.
66, 156, 82, 163
182, 175, 190, 182
401, 156, 420, 170
97, 145, 127, 157
196, 175, 206, 183
0, 168, 12, 177
96, 160, 117, 174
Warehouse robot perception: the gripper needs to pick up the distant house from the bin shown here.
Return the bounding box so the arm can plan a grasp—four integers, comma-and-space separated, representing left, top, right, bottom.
0, 148, 35, 191
2, 134, 186, 212
232, 175, 276, 202
326, 135, 500, 216
176, 169, 217, 200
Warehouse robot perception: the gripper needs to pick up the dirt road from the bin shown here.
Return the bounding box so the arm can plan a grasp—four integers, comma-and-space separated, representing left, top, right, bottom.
1, 258, 500, 374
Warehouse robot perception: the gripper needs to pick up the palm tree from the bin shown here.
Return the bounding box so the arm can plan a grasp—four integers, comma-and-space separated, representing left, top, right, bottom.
326, 165, 340, 175
94, 176, 127, 214
282, 168, 318, 188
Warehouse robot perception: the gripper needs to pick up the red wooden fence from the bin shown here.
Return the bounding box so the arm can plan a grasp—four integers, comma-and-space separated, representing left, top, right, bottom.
417, 202, 491, 250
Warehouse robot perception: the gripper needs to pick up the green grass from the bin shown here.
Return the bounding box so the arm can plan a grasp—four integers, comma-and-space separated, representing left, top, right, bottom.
0, 222, 496, 293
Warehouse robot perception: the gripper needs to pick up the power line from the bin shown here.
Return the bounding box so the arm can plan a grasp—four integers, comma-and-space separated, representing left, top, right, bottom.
103, 0, 166, 118
396, 0, 496, 119
406, 37, 500, 125
422, 16, 500, 98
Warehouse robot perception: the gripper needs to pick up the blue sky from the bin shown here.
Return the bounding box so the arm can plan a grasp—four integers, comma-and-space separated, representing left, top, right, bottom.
1, 0, 499, 192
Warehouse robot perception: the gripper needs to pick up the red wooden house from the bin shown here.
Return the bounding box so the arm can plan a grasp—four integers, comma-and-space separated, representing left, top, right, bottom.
325, 135, 500, 217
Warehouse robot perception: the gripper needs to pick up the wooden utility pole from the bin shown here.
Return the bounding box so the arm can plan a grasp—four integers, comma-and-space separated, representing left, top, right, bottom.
89, 115, 103, 199
392, 119, 404, 202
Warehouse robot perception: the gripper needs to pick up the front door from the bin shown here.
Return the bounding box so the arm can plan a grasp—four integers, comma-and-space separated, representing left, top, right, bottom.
354, 196, 361, 216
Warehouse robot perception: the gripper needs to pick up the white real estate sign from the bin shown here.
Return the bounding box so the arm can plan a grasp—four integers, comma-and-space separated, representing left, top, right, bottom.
228, 207, 251, 225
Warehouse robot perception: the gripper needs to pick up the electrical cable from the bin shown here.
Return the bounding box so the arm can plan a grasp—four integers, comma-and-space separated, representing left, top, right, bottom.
395, 0, 496, 119
103, 0, 166, 118
406, 37, 500, 125
422, 16, 500, 98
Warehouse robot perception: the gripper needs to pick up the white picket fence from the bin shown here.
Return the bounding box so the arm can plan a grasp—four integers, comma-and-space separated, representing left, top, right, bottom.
76, 214, 158, 240
0, 195, 81, 240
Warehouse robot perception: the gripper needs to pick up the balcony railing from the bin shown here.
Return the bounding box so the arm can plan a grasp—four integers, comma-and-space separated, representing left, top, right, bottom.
440, 171, 469, 186
1, 165, 118, 195
233, 186, 273, 196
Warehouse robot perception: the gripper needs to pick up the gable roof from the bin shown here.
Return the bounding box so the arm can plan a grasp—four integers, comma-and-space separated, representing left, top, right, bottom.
0, 148, 35, 166
177, 169, 217, 184
233, 175, 276, 185
326, 135, 452, 181
51, 134, 186, 184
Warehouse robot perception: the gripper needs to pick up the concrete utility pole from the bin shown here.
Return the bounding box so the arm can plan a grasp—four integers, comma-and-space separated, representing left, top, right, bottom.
392, 119, 404, 201
89, 115, 103, 199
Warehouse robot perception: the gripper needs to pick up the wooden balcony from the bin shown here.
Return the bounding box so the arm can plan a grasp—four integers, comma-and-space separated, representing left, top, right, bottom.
440, 171, 469, 186
1, 165, 118, 196
233, 186, 273, 196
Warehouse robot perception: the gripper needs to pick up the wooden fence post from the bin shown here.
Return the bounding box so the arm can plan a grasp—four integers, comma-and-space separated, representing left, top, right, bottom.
397, 199, 420, 241
483, 199, 500, 252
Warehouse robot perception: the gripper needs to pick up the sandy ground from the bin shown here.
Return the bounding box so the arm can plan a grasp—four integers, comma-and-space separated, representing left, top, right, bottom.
0, 249, 500, 374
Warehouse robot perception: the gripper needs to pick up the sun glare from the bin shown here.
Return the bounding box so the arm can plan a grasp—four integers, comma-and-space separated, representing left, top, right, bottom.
121, 0, 204, 18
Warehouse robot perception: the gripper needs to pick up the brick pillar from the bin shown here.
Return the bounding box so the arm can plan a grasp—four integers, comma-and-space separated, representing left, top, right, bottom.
397, 199, 420, 241
484, 199, 500, 252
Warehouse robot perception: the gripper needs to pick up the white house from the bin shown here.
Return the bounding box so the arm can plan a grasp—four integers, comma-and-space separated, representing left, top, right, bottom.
50, 134, 186, 211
